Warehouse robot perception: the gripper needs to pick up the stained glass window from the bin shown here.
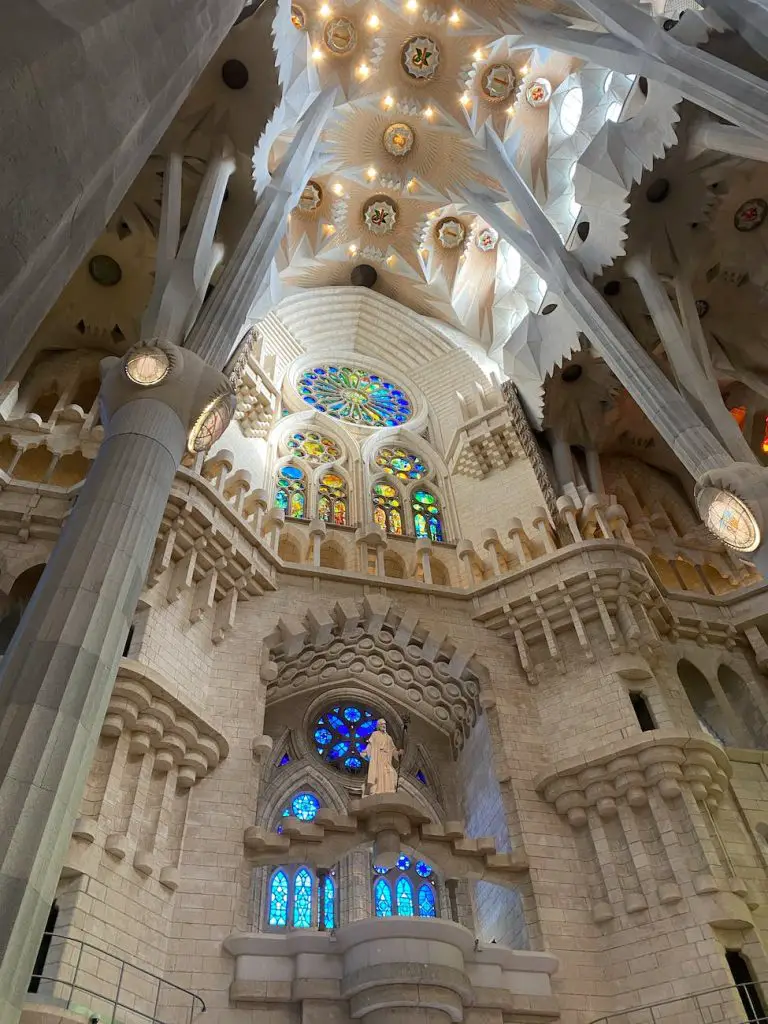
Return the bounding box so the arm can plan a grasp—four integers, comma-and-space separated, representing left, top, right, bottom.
416, 769, 427, 784
415, 861, 432, 878
375, 878, 393, 917
279, 753, 291, 766
275, 464, 306, 519
412, 489, 443, 542
287, 431, 341, 464
281, 792, 320, 821
323, 874, 335, 929
314, 704, 378, 775
298, 366, 412, 427
375, 447, 426, 480
318, 472, 348, 526
372, 482, 404, 535
418, 883, 436, 917
293, 868, 313, 928
396, 876, 414, 916
269, 870, 289, 926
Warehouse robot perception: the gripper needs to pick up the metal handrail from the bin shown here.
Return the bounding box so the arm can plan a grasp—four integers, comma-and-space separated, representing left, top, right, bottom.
589, 978, 768, 1023
28, 932, 205, 1024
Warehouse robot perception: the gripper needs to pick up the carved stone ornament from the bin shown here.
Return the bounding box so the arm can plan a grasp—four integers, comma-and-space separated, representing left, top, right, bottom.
734, 197, 767, 232
436, 217, 465, 250
324, 16, 357, 54
402, 36, 440, 80
290, 5, 305, 29
526, 77, 552, 107
363, 196, 398, 235
475, 225, 498, 252
297, 180, 323, 213
383, 122, 415, 157
481, 64, 516, 102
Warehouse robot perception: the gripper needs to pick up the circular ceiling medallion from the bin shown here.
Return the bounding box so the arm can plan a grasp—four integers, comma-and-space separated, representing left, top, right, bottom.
291, 5, 305, 29
704, 490, 760, 552
187, 392, 237, 454
383, 122, 415, 157
124, 346, 170, 387
526, 77, 552, 107
481, 64, 516, 102
475, 225, 498, 252
363, 196, 398, 235
324, 17, 357, 53
436, 217, 465, 249
402, 36, 440, 80
88, 254, 122, 287
297, 180, 323, 213
734, 198, 767, 232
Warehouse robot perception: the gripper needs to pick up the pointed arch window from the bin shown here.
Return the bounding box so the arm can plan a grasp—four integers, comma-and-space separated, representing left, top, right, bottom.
418, 884, 436, 917
375, 447, 427, 480
372, 482, 404, 535
396, 876, 414, 916
293, 868, 313, 928
268, 870, 290, 927
374, 878, 393, 917
318, 472, 348, 526
323, 874, 335, 929
276, 465, 306, 519
412, 489, 443, 542
372, 855, 438, 918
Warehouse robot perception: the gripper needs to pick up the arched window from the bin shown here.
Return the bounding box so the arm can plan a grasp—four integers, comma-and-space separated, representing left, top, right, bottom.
287, 432, 341, 464
374, 878, 393, 917
269, 870, 290, 926
396, 876, 414, 916
412, 489, 443, 542
293, 868, 313, 928
275, 465, 306, 519
375, 447, 426, 480
323, 874, 335, 929
313, 704, 378, 776
372, 482, 403, 535
318, 473, 348, 526
373, 855, 439, 918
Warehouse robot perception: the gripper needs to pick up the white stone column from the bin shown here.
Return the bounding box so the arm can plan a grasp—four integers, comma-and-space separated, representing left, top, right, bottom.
688, 120, 768, 162
0, 0, 246, 382
0, 344, 229, 1021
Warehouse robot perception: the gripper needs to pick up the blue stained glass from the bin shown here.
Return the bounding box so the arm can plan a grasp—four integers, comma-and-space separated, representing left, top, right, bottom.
357, 720, 377, 739
281, 464, 304, 480
297, 365, 413, 427
279, 753, 291, 766
416, 861, 432, 878
373, 865, 389, 875
344, 706, 362, 723
344, 756, 362, 770
293, 868, 313, 928
291, 793, 320, 821
396, 877, 414, 916
314, 703, 378, 775
282, 808, 290, 817
418, 884, 436, 917
323, 875, 335, 929
397, 855, 411, 870
269, 870, 289, 926
314, 727, 333, 746
327, 713, 349, 736
375, 879, 393, 917
275, 489, 288, 510
329, 741, 348, 759
416, 770, 427, 784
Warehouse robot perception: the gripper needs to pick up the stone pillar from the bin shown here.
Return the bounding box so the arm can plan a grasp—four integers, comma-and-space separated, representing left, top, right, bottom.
0, 0, 245, 381
688, 120, 768, 162
0, 343, 230, 1021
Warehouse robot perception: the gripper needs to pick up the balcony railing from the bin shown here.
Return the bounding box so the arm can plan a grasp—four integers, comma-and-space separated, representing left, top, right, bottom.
27, 933, 205, 1024
589, 980, 767, 1024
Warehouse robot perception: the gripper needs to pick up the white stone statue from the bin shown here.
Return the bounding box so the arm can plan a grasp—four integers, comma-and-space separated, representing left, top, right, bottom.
363, 719, 401, 796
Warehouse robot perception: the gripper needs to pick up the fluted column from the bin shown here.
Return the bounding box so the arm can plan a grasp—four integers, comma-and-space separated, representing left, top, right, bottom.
0, 0, 245, 382
0, 345, 229, 1021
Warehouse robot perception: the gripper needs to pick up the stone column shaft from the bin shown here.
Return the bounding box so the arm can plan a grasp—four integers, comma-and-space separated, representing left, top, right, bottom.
0, 396, 187, 1020
688, 121, 768, 162
0, 0, 244, 381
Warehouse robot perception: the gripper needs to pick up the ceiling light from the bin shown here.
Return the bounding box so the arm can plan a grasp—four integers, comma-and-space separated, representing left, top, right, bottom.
323, 223, 336, 234
406, 0, 419, 11
366, 166, 378, 180
520, 64, 530, 76
383, 94, 394, 108
473, 49, 483, 61
506, 105, 516, 115
320, 3, 331, 15
460, 92, 470, 106
448, 9, 460, 23
312, 46, 323, 60
407, 178, 417, 191
356, 62, 370, 78
423, 105, 434, 119
332, 182, 344, 195
348, 243, 358, 254
387, 254, 396, 265
367, 13, 381, 28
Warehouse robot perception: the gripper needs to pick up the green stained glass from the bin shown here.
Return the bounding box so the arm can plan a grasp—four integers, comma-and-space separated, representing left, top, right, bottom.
298, 366, 412, 427
412, 489, 443, 542
375, 447, 427, 480
276, 464, 306, 519
287, 431, 341, 464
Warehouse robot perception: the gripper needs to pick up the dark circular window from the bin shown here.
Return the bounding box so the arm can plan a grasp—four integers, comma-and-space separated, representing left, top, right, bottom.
351, 264, 378, 288
561, 363, 583, 383
314, 704, 379, 775
646, 178, 670, 204
88, 255, 122, 287
541, 302, 558, 316
222, 59, 249, 89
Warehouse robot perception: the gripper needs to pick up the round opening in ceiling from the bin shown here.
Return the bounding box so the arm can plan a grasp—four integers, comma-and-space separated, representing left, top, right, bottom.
88, 255, 122, 287
221, 59, 249, 89
638, 76, 648, 97
561, 364, 583, 383
646, 178, 670, 204
541, 303, 558, 316
603, 280, 621, 296
576, 221, 590, 241
351, 264, 378, 288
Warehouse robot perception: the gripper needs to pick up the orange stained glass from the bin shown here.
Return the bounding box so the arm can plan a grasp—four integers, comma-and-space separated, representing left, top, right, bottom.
729, 406, 746, 429
762, 416, 768, 453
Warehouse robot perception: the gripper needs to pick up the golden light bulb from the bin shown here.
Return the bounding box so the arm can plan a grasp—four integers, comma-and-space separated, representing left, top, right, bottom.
383, 94, 394, 108
448, 9, 460, 23
312, 46, 323, 60
320, 3, 331, 15
323, 223, 336, 235
473, 49, 483, 61
366, 166, 378, 180
423, 105, 434, 118
367, 13, 381, 28
356, 62, 370, 78
460, 92, 470, 106
520, 64, 530, 76
332, 182, 344, 195
406, 0, 419, 11
348, 243, 358, 254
